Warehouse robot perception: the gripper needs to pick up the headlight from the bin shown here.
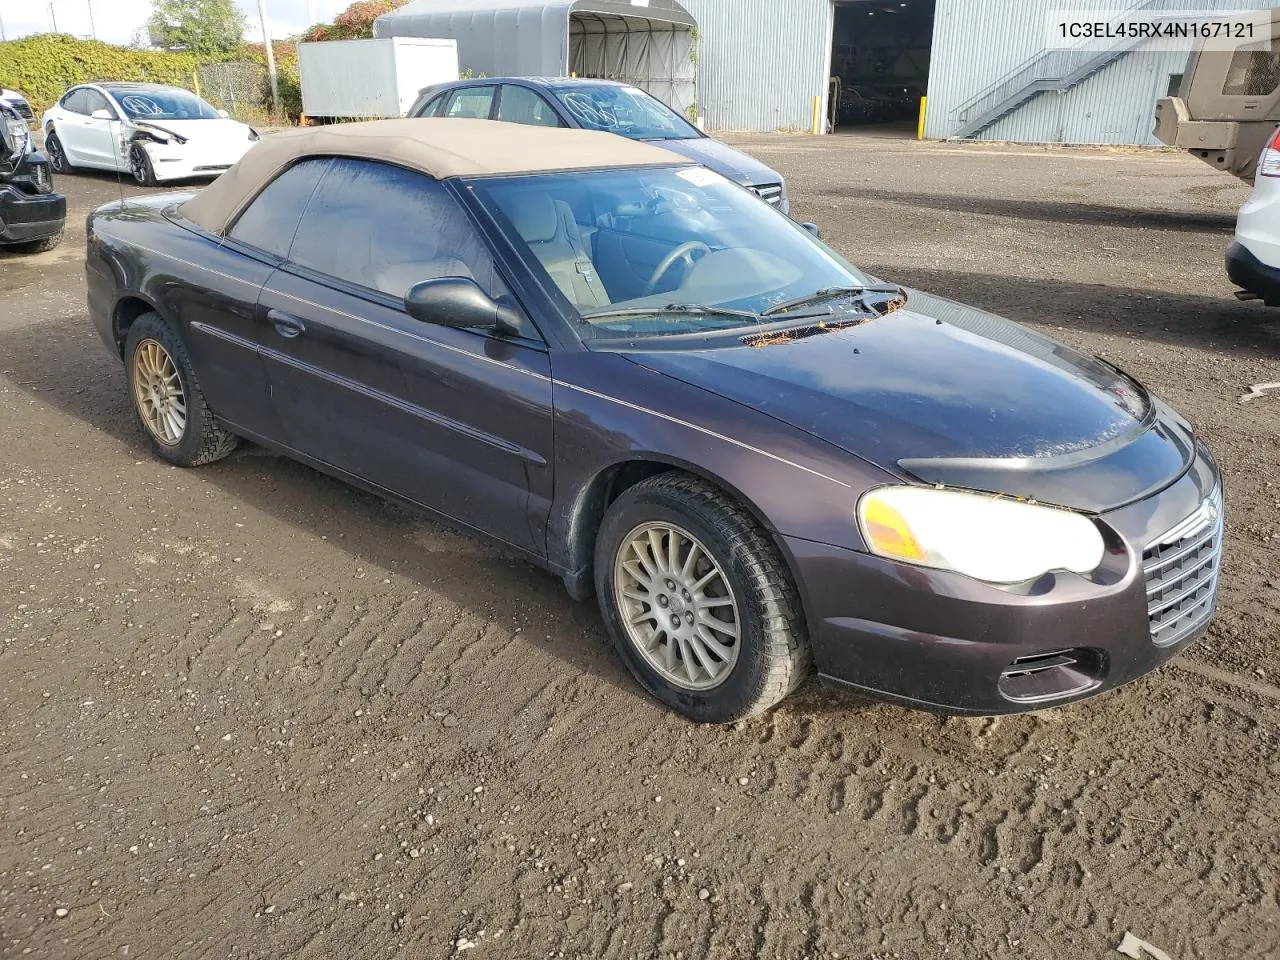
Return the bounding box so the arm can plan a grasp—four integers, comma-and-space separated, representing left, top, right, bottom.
857, 486, 1105, 584
4, 117, 28, 159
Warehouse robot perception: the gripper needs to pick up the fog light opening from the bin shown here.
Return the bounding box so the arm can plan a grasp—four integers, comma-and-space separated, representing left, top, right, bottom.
997, 648, 1104, 704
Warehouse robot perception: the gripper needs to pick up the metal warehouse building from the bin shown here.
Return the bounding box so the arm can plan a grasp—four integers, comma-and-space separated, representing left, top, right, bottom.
678, 0, 1266, 143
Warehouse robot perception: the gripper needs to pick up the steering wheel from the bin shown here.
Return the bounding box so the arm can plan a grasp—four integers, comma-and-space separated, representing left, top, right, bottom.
645, 241, 711, 295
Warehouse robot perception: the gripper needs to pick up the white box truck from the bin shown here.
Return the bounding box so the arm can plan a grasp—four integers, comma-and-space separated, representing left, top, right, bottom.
297, 37, 459, 120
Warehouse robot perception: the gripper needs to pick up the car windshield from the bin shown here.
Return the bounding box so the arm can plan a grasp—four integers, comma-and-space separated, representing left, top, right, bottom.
111, 88, 220, 121
552, 84, 700, 141
470, 166, 873, 340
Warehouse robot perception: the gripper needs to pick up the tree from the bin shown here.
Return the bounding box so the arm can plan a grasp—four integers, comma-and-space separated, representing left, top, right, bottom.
301, 0, 407, 42
147, 0, 246, 56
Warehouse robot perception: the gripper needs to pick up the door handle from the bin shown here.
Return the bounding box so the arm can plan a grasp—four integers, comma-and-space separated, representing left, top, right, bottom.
267, 309, 306, 339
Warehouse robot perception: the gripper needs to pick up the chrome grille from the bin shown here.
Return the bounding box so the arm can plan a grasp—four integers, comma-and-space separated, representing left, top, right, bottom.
750, 183, 784, 206
1142, 490, 1223, 647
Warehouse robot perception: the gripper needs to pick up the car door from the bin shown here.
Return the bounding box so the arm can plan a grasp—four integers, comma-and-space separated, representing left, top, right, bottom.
495, 85, 565, 127
72, 88, 122, 169
53, 89, 95, 165
440, 85, 498, 119
255, 157, 554, 555
180, 157, 333, 442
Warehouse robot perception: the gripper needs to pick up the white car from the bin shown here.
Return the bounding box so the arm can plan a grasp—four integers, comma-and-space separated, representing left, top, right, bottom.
1, 88, 35, 122
1228, 128, 1280, 305
41, 82, 259, 186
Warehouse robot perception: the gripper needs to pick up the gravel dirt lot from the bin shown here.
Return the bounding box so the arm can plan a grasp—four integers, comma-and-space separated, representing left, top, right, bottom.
1, 133, 1278, 960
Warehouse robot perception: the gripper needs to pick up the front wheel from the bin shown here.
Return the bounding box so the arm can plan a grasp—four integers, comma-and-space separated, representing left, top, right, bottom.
5, 230, 63, 254
44, 131, 71, 173
129, 143, 157, 186
594, 473, 812, 723
124, 312, 238, 466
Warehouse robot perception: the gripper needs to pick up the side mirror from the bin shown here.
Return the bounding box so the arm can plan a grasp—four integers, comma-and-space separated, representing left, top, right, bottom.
90, 108, 113, 121
801, 221, 822, 239
404, 277, 520, 335
216, 108, 229, 118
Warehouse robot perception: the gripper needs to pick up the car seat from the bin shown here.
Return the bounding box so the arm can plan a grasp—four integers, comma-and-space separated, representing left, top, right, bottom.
506, 193, 610, 309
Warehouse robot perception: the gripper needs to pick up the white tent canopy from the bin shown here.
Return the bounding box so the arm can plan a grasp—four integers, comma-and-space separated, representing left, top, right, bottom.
374, 0, 698, 118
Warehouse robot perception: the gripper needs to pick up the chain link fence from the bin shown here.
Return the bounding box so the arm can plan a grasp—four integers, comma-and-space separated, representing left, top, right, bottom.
196, 62, 268, 115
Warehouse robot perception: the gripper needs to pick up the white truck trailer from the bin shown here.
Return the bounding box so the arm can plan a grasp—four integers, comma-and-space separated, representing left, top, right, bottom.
297, 37, 459, 121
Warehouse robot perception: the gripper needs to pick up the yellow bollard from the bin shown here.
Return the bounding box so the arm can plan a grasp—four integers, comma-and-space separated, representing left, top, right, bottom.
193, 71, 201, 98
811, 94, 821, 135
917, 96, 927, 140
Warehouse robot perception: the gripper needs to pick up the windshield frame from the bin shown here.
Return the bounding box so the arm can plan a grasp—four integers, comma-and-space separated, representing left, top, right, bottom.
549, 83, 703, 142
462, 164, 875, 349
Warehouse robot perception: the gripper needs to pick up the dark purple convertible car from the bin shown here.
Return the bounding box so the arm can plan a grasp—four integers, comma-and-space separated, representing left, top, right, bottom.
85, 119, 1223, 723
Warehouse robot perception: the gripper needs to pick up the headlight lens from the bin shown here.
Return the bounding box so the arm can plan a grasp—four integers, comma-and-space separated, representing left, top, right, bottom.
4, 117, 29, 159
857, 486, 1105, 584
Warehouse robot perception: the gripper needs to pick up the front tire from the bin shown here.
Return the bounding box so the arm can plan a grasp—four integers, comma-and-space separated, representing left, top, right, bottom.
5, 230, 63, 254
44, 131, 71, 173
124, 313, 237, 466
594, 473, 812, 723
129, 143, 157, 186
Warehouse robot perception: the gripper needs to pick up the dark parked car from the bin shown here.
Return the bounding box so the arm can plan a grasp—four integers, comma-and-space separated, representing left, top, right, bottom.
86, 119, 1223, 723
408, 77, 789, 213
0, 100, 64, 254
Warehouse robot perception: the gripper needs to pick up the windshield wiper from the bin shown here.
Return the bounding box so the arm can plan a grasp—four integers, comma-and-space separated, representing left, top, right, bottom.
762, 284, 903, 317
582, 303, 760, 322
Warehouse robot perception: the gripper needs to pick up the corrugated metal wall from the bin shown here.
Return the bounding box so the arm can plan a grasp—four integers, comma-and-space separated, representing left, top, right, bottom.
680, 0, 833, 131
926, 0, 1265, 144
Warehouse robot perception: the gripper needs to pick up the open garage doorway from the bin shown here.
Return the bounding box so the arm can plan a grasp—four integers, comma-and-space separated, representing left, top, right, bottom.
828, 0, 934, 136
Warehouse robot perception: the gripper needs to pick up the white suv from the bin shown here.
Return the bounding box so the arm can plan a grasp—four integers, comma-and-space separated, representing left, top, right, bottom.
1228, 128, 1280, 304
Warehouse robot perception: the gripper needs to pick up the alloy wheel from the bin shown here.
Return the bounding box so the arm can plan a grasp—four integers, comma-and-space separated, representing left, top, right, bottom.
131, 338, 187, 446
613, 521, 741, 690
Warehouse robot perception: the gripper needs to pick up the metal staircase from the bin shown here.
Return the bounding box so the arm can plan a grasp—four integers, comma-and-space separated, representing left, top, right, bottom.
951, 0, 1201, 139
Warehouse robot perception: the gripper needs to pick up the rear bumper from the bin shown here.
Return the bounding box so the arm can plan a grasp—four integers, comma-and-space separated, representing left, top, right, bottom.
1227, 240, 1280, 304
786, 446, 1222, 715
0, 184, 64, 243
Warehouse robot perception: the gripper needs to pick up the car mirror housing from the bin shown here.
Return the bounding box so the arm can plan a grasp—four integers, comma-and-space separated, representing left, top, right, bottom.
801, 221, 822, 239
217, 109, 230, 119
90, 109, 113, 121
404, 277, 520, 335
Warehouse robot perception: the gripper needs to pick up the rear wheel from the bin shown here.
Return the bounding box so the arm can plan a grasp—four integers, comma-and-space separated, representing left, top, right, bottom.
44, 131, 71, 173
594, 473, 811, 723
124, 313, 237, 466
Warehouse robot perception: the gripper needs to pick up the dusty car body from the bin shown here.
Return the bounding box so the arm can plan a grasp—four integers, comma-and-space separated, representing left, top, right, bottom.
85, 119, 1223, 722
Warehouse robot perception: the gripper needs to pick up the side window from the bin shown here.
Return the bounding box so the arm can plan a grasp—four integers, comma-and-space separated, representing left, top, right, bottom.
287, 158, 509, 306
443, 86, 495, 119
497, 85, 563, 127
82, 89, 113, 117
62, 89, 88, 115
422, 93, 447, 117
227, 158, 330, 257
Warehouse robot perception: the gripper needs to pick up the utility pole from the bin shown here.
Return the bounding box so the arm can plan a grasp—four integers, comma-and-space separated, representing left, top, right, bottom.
86, 0, 96, 39
256, 0, 280, 115
1, 10, 7, 41
49, 1, 58, 32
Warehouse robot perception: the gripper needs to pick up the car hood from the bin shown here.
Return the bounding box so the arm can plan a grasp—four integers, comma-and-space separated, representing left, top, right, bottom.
130, 117, 251, 144
619, 291, 1196, 513
654, 137, 783, 187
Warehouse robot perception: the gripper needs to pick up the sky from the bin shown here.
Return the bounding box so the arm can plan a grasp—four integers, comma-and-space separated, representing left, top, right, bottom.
0, 0, 355, 46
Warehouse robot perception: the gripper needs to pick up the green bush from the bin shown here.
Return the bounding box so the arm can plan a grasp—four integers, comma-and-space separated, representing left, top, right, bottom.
0, 34, 215, 112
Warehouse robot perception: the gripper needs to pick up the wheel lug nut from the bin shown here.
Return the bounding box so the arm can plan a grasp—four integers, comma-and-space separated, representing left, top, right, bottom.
657, 595, 668, 607
665, 579, 675, 590
670, 614, 681, 628
685, 613, 694, 625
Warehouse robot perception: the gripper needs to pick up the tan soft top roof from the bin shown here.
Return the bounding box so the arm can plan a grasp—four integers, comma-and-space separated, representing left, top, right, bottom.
181, 117, 692, 233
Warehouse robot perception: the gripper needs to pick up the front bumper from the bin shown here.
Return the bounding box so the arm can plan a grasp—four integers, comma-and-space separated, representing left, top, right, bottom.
138, 140, 252, 182
787, 446, 1222, 715
0, 183, 65, 243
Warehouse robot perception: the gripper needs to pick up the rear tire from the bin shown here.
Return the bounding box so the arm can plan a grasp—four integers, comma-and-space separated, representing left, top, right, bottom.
124, 312, 238, 467
594, 472, 812, 723
5, 230, 63, 254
